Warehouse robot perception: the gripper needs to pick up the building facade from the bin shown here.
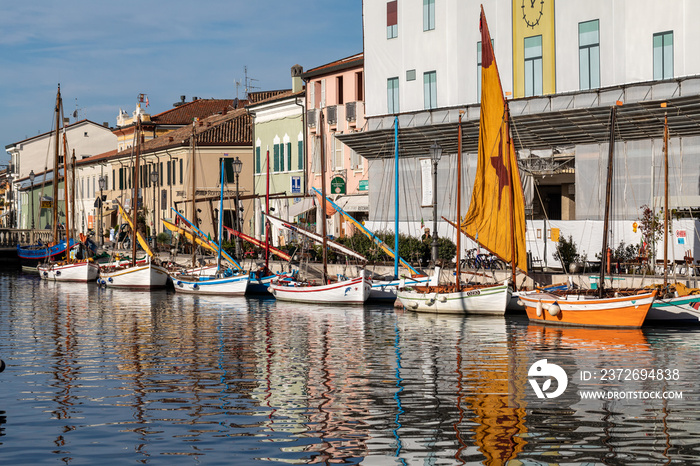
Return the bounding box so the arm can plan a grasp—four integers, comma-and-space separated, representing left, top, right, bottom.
338, 0, 700, 263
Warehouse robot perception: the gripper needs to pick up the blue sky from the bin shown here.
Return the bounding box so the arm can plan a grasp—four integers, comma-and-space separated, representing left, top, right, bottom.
0, 1, 363, 162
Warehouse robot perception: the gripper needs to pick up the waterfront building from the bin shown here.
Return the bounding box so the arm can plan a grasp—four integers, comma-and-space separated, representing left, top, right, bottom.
246, 67, 306, 245
300, 53, 368, 239
337, 0, 700, 265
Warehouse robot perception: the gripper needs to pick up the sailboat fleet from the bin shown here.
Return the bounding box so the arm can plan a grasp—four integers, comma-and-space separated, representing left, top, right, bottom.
18, 9, 699, 328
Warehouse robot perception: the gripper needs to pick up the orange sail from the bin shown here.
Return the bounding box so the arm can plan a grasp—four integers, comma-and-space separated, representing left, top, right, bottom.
462, 7, 527, 273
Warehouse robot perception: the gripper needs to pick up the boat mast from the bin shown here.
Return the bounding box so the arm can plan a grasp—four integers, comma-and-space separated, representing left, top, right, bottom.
393, 116, 399, 279
455, 111, 463, 287
663, 109, 669, 288
265, 147, 270, 269
131, 117, 141, 267
599, 104, 618, 298
62, 133, 71, 259
218, 158, 224, 273
52, 85, 61, 244
505, 101, 517, 285
70, 150, 76, 250
190, 120, 198, 266
319, 110, 328, 284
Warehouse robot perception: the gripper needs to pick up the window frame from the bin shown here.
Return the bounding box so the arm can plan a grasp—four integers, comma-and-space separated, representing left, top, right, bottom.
579, 19, 600, 90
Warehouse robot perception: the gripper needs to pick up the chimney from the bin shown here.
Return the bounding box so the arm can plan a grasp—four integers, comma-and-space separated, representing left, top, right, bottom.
291, 64, 304, 93
173, 95, 186, 107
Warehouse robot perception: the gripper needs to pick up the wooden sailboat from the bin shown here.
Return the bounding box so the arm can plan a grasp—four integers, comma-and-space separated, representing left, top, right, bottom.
170, 159, 249, 295
396, 9, 521, 315
37, 86, 99, 282
18, 85, 78, 267
520, 104, 656, 327
267, 110, 371, 304
311, 186, 438, 302
99, 114, 168, 289
645, 108, 700, 323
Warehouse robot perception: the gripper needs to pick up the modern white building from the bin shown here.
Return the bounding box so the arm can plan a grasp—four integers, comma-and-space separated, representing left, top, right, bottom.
337, 0, 700, 265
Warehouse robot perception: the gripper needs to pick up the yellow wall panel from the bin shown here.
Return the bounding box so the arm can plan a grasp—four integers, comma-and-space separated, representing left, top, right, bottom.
512, 0, 556, 98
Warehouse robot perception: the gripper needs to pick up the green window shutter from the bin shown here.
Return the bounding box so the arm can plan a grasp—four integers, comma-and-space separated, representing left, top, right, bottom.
255, 147, 261, 173
273, 144, 280, 172
119, 168, 123, 190
298, 141, 303, 170
279, 144, 285, 172
224, 158, 235, 184
286, 142, 292, 171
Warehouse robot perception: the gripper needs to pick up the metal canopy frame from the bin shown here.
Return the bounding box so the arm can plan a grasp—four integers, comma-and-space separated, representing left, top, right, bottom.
337, 76, 700, 158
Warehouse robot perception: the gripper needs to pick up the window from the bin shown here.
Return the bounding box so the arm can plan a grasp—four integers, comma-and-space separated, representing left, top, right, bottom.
423, 0, 434, 31
287, 142, 292, 171
654, 31, 673, 80
524, 35, 543, 97
312, 137, 321, 174
387, 77, 399, 114
321, 79, 326, 108
179, 159, 183, 184
336, 76, 344, 105
355, 71, 363, 101
333, 136, 343, 170
309, 83, 315, 110
298, 138, 304, 170
423, 71, 437, 109
579, 20, 600, 90
351, 149, 362, 170
255, 146, 261, 173
222, 158, 236, 184
273, 144, 280, 172
112, 169, 115, 190
119, 168, 124, 190
387, 1, 398, 39
167, 161, 171, 186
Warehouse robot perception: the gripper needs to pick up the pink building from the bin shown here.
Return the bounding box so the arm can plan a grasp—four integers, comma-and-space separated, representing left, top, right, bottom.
301, 53, 368, 238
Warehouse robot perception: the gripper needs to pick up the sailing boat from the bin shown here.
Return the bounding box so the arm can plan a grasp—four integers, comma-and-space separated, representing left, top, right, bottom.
170, 159, 250, 295
519, 103, 656, 327
311, 186, 438, 302
267, 110, 371, 304
35, 86, 99, 282
17, 85, 78, 268
396, 9, 521, 315
98, 113, 168, 289
645, 107, 700, 323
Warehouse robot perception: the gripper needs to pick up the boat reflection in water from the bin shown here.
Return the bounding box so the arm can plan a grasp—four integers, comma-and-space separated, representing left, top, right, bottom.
2, 272, 700, 464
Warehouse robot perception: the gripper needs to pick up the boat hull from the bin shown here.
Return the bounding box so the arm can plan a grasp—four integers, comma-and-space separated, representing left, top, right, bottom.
268, 276, 371, 305
173, 273, 249, 296
646, 294, 700, 323
99, 263, 169, 289
17, 239, 77, 267
38, 261, 100, 282
396, 283, 511, 315
369, 272, 439, 303
520, 291, 656, 328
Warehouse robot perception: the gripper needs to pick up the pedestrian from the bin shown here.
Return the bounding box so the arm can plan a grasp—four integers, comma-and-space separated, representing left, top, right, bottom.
109, 227, 115, 248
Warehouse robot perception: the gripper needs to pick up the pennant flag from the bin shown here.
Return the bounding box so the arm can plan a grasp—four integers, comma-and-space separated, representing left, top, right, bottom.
461, 7, 527, 273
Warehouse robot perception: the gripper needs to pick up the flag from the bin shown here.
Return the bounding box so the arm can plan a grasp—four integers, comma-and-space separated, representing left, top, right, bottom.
461, 7, 527, 273
420, 217, 424, 229
145, 96, 149, 107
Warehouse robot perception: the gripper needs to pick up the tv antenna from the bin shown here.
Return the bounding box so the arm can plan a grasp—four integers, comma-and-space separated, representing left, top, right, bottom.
243, 66, 259, 100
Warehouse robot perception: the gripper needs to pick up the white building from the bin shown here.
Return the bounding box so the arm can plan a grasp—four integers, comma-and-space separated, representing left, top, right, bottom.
337, 0, 700, 264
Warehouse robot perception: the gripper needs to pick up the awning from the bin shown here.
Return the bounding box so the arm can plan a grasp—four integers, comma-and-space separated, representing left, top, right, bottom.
336, 195, 369, 213
288, 197, 315, 218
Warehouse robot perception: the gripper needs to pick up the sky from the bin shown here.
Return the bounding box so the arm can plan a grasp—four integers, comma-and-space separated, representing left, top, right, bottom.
0, 1, 363, 163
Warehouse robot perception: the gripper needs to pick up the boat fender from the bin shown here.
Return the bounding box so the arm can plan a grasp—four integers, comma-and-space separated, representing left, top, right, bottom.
438, 295, 447, 303
55, 271, 61, 276
108, 277, 113, 283
406, 301, 419, 310
43, 271, 48, 277
177, 281, 183, 287
517, 300, 524, 307
193, 284, 199, 290
548, 302, 561, 316
536, 301, 543, 317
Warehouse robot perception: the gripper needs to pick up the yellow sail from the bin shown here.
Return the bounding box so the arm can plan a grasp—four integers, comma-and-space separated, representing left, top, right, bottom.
461, 7, 527, 273
117, 203, 155, 258
162, 219, 218, 255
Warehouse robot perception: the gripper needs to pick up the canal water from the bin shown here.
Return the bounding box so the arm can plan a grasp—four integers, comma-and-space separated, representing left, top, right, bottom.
1, 271, 699, 465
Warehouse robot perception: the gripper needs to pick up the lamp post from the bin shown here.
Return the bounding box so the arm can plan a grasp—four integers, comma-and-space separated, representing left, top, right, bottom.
98, 175, 107, 247
232, 156, 243, 259
430, 141, 442, 265
150, 169, 159, 249
29, 170, 35, 230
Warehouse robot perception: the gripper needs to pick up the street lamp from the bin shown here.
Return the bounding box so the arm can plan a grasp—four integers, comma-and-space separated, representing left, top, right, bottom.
150, 169, 159, 249
430, 141, 442, 265
98, 175, 107, 247
232, 156, 243, 259
29, 170, 35, 230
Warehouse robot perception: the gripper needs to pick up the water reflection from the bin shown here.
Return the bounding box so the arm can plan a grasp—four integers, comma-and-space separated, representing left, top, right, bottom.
1, 272, 700, 464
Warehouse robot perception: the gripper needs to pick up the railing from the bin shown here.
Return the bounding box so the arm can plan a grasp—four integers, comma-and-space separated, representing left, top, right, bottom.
0, 229, 53, 247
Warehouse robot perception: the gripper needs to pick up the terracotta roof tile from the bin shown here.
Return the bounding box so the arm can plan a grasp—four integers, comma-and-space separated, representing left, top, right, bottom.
150, 99, 242, 125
